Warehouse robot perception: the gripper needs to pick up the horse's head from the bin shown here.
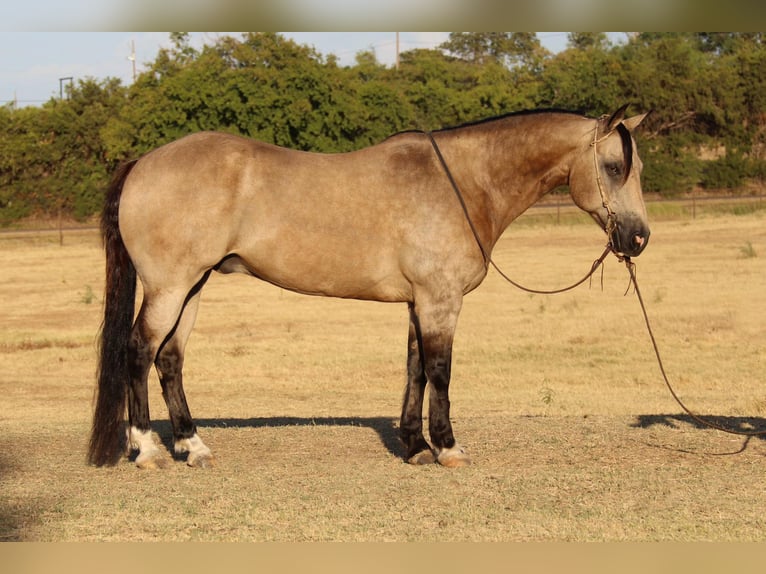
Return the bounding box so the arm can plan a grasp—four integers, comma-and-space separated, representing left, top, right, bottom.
569, 105, 651, 257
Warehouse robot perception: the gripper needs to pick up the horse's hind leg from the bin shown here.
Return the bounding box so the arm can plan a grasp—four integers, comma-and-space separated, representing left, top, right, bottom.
127, 319, 164, 469
127, 304, 175, 468
155, 280, 215, 468
127, 283, 199, 469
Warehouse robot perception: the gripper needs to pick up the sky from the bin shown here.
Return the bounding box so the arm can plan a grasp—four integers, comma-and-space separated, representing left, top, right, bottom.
0, 32, 573, 107
0, 0, 760, 107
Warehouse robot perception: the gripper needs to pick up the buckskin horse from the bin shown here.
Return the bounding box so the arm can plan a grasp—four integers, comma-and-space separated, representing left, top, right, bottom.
88, 106, 650, 469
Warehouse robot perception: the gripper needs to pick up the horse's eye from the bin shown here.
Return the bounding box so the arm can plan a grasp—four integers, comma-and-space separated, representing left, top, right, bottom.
604, 162, 623, 178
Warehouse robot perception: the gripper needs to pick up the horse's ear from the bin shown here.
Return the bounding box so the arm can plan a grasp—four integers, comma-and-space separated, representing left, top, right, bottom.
606, 104, 630, 132
621, 110, 652, 132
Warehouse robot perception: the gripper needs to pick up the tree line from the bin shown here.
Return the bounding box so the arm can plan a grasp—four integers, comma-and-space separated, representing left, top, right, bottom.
2, 32, 765, 224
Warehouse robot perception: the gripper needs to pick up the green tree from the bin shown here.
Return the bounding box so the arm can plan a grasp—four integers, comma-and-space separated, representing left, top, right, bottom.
537, 39, 622, 114
567, 32, 610, 50
440, 32, 548, 69
0, 77, 126, 223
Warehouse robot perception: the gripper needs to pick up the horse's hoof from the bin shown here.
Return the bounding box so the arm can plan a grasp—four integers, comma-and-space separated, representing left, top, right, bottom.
406, 449, 436, 465
175, 434, 214, 468
135, 453, 169, 469
187, 453, 216, 468
436, 446, 471, 468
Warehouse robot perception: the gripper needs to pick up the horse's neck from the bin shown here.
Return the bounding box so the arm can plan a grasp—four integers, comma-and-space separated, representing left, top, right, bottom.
437, 115, 588, 248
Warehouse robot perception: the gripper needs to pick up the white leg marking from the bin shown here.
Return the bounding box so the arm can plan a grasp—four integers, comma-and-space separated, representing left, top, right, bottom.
129, 426, 166, 469
175, 433, 215, 468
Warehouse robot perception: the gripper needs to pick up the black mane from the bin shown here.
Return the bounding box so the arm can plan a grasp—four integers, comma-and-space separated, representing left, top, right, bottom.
433, 108, 588, 133
386, 108, 588, 142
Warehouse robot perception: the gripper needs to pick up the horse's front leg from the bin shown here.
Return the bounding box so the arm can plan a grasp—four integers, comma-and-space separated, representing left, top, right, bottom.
422, 330, 471, 468
400, 303, 435, 464
401, 293, 471, 468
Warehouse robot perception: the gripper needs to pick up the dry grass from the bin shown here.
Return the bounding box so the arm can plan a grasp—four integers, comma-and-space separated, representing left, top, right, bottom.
1, 211, 765, 541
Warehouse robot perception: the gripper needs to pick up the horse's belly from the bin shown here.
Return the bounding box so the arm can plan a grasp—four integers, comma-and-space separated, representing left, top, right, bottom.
216, 248, 413, 303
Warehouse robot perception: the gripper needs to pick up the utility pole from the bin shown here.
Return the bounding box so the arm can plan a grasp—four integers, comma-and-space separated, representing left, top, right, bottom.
395, 32, 400, 70
128, 40, 137, 83
58, 76, 73, 100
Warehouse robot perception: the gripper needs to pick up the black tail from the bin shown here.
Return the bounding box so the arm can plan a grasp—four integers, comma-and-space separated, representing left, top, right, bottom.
87, 160, 138, 466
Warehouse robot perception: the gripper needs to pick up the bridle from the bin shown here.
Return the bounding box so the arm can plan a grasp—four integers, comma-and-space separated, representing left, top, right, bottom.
590, 117, 619, 243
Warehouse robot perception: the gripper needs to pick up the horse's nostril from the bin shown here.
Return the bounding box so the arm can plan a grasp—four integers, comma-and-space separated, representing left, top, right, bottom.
634, 234, 645, 247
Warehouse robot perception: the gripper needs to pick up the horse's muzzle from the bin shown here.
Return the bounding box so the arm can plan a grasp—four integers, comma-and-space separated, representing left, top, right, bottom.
611, 220, 650, 257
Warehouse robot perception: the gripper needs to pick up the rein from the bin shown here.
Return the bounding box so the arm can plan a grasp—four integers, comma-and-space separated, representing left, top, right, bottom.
424, 128, 766, 439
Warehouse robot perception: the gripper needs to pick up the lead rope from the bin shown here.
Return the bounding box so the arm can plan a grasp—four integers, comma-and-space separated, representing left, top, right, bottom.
624, 258, 766, 437
425, 129, 766, 438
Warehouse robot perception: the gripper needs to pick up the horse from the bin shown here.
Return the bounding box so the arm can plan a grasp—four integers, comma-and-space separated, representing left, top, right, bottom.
87, 105, 650, 469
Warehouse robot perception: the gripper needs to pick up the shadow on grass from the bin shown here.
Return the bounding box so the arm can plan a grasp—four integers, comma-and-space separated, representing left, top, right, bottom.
631, 414, 766, 455
153, 416, 403, 460
0, 450, 40, 541
631, 413, 766, 438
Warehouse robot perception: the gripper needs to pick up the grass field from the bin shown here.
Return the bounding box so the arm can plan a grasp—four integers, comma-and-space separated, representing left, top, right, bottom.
1, 209, 765, 541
